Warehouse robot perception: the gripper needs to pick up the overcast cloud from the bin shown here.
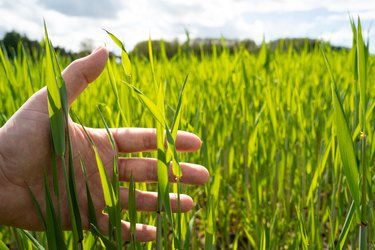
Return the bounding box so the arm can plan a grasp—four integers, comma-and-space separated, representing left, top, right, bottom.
0, 0, 374, 53
38, 0, 122, 18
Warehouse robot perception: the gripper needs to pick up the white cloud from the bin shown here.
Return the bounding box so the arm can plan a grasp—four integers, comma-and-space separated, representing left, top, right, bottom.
0, 0, 374, 53
0, 0, 43, 40
37, 0, 123, 18
320, 28, 352, 46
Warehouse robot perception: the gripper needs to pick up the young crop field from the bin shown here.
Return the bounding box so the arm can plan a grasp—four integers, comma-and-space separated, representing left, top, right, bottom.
0, 20, 374, 249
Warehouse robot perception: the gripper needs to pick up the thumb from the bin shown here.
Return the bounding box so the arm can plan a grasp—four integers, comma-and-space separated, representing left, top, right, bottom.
62, 47, 109, 106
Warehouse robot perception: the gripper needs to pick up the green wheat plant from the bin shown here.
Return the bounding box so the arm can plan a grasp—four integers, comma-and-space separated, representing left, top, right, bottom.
0, 18, 374, 249
322, 17, 371, 249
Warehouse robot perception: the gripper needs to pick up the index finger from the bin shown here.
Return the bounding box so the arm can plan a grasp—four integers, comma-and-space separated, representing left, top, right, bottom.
110, 128, 202, 153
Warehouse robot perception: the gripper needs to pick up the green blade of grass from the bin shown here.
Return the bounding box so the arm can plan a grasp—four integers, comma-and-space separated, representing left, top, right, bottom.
156, 84, 173, 222
103, 29, 132, 80
0, 240, 9, 250
124, 82, 165, 125
90, 224, 117, 250
169, 74, 189, 178
73, 110, 122, 247
153, 80, 174, 249
126, 81, 183, 179
349, 16, 358, 81
125, 81, 184, 179
171, 74, 188, 135
80, 158, 98, 228
336, 201, 355, 249
45, 22, 83, 246
72, 110, 117, 209
156, 125, 168, 249
121, 50, 132, 80
296, 205, 309, 249
321, 47, 360, 216
184, 211, 198, 250
50, 145, 59, 198
27, 187, 47, 230
148, 37, 157, 89
205, 167, 221, 249
73, 108, 123, 248
66, 138, 84, 246
94, 144, 116, 207
44, 22, 75, 248
265, 85, 278, 140
356, 17, 368, 250
44, 21, 65, 157
20, 230, 45, 250
307, 140, 332, 203
104, 29, 124, 50
106, 57, 129, 127
44, 174, 67, 250
97, 105, 117, 159
166, 129, 182, 178
129, 174, 137, 245
97, 106, 122, 249
356, 17, 366, 132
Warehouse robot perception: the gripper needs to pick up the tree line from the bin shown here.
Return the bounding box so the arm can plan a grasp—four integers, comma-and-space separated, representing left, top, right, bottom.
1, 31, 348, 60
0, 31, 75, 59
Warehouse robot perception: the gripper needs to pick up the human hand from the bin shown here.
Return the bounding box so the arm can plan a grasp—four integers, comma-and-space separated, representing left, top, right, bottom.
0, 47, 209, 241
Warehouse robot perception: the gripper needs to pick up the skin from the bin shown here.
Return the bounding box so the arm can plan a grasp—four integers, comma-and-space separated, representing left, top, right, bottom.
0, 47, 209, 242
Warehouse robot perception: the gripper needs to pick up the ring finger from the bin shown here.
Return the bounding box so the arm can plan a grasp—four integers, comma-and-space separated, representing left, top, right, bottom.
120, 187, 194, 212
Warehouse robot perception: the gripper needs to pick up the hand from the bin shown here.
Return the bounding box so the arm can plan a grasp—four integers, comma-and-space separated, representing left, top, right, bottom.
0, 47, 209, 241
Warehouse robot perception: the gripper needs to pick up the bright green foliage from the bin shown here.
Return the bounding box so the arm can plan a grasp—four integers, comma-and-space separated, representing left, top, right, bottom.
296, 205, 309, 249
0, 240, 8, 250
104, 29, 132, 80
44, 22, 65, 156
94, 146, 117, 207
44, 23, 83, 248
322, 49, 360, 214
19, 230, 45, 250
74, 110, 123, 249
128, 175, 137, 246
1, 21, 375, 249
80, 158, 98, 228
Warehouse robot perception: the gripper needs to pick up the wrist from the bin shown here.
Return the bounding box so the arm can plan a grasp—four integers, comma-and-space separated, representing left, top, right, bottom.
0, 126, 6, 173
0, 126, 5, 178
0, 126, 9, 226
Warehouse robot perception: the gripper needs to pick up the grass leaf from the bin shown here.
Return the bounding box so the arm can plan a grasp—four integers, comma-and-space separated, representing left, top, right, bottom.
44, 174, 67, 250
72, 110, 117, 208
0, 240, 9, 250
129, 174, 137, 244
90, 224, 117, 250
336, 201, 355, 249
44, 21, 65, 156
124, 82, 165, 125
80, 158, 98, 228
104, 29, 132, 79
97, 105, 123, 249
356, 17, 366, 132
321, 47, 360, 216
20, 230, 45, 250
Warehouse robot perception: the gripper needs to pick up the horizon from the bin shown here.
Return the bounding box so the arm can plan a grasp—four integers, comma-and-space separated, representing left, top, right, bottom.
0, 31, 353, 55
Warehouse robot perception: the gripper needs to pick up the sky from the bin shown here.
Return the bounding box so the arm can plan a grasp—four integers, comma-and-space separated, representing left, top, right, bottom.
0, 0, 374, 53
